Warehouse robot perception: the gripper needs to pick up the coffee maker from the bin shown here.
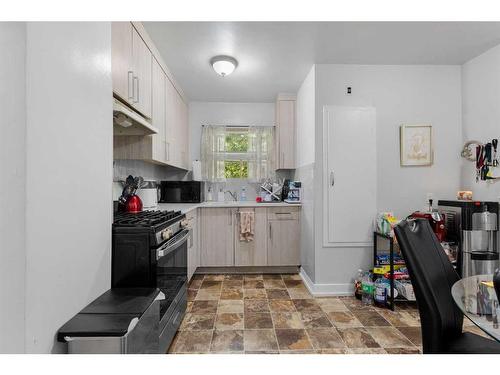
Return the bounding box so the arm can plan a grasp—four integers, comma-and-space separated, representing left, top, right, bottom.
438, 200, 499, 278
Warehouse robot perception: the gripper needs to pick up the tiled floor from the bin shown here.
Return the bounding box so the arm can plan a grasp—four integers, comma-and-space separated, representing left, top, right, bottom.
167, 273, 485, 354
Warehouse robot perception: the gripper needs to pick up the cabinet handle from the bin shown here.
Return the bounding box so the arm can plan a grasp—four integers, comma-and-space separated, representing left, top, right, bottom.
330, 171, 335, 186
127, 71, 134, 100
269, 222, 272, 242
133, 76, 139, 103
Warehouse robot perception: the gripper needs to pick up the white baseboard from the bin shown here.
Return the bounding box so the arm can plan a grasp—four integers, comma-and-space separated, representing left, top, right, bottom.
300, 267, 354, 297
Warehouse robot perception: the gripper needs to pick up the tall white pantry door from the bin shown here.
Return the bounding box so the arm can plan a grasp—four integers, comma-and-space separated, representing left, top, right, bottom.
323, 106, 377, 247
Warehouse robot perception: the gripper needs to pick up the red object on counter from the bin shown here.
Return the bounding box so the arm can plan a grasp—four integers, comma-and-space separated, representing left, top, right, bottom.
256, 196, 262, 203
409, 211, 446, 242
125, 195, 143, 213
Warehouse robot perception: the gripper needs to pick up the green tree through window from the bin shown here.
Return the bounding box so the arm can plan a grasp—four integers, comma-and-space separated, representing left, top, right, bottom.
224, 131, 249, 178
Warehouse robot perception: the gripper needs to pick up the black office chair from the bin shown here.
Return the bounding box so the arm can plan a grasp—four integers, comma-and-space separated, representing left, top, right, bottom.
394, 218, 500, 354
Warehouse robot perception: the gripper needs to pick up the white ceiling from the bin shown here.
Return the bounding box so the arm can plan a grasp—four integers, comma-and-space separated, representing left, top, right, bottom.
143, 22, 500, 102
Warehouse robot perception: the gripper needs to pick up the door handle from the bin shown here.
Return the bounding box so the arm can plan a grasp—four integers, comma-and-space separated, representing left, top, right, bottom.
330, 171, 335, 186
127, 71, 134, 100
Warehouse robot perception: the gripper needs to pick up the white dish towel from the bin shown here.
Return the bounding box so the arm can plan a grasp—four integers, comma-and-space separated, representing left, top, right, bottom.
239, 210, 255, 242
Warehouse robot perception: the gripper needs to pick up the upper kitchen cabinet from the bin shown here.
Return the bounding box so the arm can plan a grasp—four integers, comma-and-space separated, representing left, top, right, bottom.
275, 94, 296, 169
112, 22, 190, 171
111, 22, 152, 119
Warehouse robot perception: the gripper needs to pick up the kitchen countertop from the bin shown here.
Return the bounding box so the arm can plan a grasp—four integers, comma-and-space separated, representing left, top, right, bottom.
157, 201, 301, 214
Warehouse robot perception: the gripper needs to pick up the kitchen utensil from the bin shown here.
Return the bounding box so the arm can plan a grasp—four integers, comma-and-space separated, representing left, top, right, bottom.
476, 145, 485, 182
493, 139, 498, 167
136, 181, 159, 210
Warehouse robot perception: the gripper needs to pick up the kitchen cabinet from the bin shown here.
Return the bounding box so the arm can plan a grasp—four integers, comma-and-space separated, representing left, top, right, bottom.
267, 207, 300, 266
234, 208, 267, 266
112, 23, 189, 170
187, 209, 199, 281
275, 95, 296, 169
200, 208, 234, 267
111, 22, 152, 119
322, 106, 376, 248
165, 77, 189, 170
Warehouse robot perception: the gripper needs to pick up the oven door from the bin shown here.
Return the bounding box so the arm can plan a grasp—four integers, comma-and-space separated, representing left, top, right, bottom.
155, 229, 188, 328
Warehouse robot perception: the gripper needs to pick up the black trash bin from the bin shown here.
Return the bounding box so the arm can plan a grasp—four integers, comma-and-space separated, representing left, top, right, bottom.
58, 288, 161, 354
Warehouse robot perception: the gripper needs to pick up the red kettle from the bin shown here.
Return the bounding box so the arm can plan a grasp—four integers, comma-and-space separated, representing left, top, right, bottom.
125, 194, 143, 213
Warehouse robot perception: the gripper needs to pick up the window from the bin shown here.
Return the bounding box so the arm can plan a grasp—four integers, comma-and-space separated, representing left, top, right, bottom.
201, 126, 274, 182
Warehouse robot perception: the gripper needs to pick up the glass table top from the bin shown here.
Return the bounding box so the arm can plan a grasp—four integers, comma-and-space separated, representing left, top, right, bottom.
451, 274, 500, 342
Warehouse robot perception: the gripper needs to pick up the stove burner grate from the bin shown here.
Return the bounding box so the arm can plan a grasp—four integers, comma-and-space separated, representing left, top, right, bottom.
113, 210, 182, 227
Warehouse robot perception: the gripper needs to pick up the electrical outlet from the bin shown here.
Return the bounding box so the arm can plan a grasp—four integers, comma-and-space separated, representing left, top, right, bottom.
346, 86, 352, 95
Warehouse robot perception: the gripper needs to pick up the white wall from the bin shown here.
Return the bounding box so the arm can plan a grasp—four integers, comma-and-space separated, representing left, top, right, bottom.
461, 44, 500, 202
188, 101, 275, 163
25, 23, 112, 353
309, 64, 462, 287
0, 22, 26, 353
296, 66, 315, 168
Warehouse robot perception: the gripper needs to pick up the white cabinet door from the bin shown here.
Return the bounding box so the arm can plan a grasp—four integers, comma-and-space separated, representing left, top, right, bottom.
276, 99, 296, 169
151, 57, 166, 163
131, 27, 152, 118
234, 208, 267, 266
112, 22, 133, 104
165, 76, 189, 170
323, 106, 376, 247
200, 208, 234, 266
267, 217, 300, 266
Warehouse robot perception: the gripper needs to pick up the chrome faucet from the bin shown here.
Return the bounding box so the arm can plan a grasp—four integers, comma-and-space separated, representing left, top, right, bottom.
225, 190, 238, 201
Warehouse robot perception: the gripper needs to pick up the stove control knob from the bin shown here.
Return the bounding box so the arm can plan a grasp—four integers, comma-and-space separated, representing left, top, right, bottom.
162, 228, 173, 240
180, 219, 189, 229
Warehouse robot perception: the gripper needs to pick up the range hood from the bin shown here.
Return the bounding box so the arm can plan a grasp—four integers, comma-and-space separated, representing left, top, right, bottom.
113, 99, 158, 136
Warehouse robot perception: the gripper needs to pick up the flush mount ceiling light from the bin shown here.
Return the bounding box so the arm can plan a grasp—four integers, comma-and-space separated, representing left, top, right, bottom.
210, 55, 238, 77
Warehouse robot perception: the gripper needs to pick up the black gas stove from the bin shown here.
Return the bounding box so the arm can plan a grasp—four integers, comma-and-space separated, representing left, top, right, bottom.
112, 210, 188, 353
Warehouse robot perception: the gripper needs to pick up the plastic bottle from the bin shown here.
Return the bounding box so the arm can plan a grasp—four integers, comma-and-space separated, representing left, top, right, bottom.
354, 269, 364, 300
361, 272, 374, 305
207, 187, 213, 202
374, 278, 387, 307
241, 187, 247, 201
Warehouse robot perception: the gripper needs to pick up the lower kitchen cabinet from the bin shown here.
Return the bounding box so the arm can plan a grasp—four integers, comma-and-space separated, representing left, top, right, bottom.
267, 207, 300, 266
186, 209, 199, 281
200, 208, 234, 267
199, 206, 301, 268
234, 208, 267, 266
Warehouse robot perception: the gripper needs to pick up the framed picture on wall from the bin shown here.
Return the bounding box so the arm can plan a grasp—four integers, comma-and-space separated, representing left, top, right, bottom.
400, 124, 433, 166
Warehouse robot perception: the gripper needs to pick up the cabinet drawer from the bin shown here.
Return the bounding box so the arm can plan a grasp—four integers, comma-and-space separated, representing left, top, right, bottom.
267, 207, 300, 221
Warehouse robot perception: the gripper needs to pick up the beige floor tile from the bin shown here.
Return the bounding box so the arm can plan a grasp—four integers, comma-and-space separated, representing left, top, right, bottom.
272, 312, 304, 329
179, 313, 216, 331
288, 288, 314, 300
187, 289, 198, 301
352, 311, 391, 327
210, 330, 244, 353
306, 328, 346, 349
244, 299, 270, 313
190, 300, 218, 314
300, 312, 333, 328
244, 280, 265, 289
377, 309, 420, 327
385, 347, 421, 354
189, 278, 203, 290
264, 279, 287, 289
215, 313, 244, 330
244, 274, 264, 281
337, 328, 381, 349
200, 280, 223, 291
316, 348, 349, 354
397, 326, 422, 346
283, 279, 305, 289
366, 327, 415, 348
327, 311, 363, 328
266, 289, 291, 300
348, 348, 387, 354
244, 288, 267, 300
170, 330, 213, 353
275, 329, 313, 351
245, 312, 274, 329
282, 274, 302, 280
293, 299, 323, 313
195, 289, 221, 301
244, 329, 278, 351
220, 288, 243, 300
222, 280, 244, 289
218, 299, 244, 314
269, 300, 297, 313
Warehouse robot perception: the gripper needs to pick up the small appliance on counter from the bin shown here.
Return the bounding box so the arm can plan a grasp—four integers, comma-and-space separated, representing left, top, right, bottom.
409, 198, 446, 242
438, 200, 499, 278
284, 181, 302, 203
159, 181, 204, 203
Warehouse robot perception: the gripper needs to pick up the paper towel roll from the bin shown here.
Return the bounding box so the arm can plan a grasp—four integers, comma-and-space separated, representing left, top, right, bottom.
192, 160, 202, 181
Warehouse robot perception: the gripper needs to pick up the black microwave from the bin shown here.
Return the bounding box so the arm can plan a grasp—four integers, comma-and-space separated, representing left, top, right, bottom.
159, 181, 204, 203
